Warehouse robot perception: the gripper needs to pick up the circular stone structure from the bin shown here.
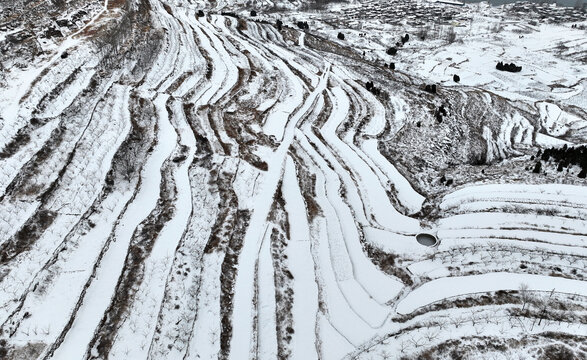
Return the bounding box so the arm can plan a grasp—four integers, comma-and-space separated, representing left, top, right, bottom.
415, 233, 438, 247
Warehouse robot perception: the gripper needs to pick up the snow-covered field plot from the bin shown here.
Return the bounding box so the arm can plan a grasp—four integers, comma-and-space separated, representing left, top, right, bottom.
0, 0, 586, 359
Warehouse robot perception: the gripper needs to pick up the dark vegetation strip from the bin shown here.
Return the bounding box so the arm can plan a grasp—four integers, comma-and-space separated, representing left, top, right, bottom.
0, 66, 83, 159
361, 241, 413, 286
409, 333, 585, 360
88, 160, 177, 359
268, 182, 294, 359
199, 166, 248, 360
0, 78, 111, 265
219, 210, 250, 359
87, 97, 181, 358
289, 147, 323, 222
38, 0, 163, 355
0, 93, 156, 340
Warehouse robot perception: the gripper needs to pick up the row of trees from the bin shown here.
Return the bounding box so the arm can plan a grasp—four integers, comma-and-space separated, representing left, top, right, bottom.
533, 145, 587, 178
424, 84, 437, 94
434, 104, 447, 123
365, 81, 382, 96
496, 61, 522, 73
384, 33, 410, 56
296, 21, 309, 30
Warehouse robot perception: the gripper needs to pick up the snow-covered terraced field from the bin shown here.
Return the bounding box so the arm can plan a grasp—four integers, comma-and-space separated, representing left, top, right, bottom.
0, 0, 586, 358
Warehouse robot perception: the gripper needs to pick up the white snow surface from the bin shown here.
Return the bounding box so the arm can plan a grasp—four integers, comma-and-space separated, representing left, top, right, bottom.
0, 1, 585, 359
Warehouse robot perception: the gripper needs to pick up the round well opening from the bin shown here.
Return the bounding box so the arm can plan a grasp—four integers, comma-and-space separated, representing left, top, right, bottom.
416, 233, 438, 247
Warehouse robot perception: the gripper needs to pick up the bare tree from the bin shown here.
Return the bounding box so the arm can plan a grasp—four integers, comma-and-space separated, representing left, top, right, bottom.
474, 324, 485, 335
409, 336, 423, 348
488, 250, 500, 260
490, 21, 504, 33
399, 341, 409, 354
469, 311, 479, 326
470, 244, 481, 255
450, 316, 465, 328
417, 26, 429, 40
118, 144, 141, 182
519, 283, 531, 311
483, 312, 498, 325
424, 329, 439, 342
537, 289, 555, 327
446, 27, 457, 44
436, 318, 447, 330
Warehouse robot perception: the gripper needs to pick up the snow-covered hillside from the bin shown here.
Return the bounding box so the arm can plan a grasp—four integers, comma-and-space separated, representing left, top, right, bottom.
0, 0, 586, 359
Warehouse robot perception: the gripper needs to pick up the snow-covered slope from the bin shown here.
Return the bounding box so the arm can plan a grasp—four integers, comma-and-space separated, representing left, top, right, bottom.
0, 0, 585, 359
